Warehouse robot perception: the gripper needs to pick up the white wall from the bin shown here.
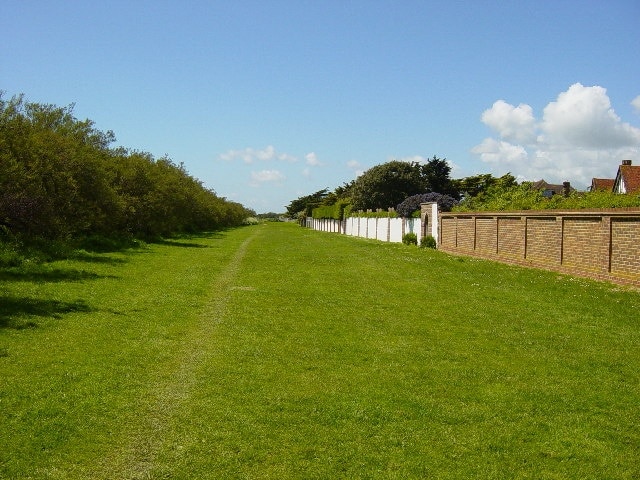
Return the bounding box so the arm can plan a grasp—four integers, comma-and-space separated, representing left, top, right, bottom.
313, 216, 422, 244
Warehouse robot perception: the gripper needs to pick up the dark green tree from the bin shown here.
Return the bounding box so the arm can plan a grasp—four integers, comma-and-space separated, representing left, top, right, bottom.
350, 160, 427, 211
421, 156, 458, 197
0, 92, 254, 246
285, 189, 329, 218
454, 173, 517, 200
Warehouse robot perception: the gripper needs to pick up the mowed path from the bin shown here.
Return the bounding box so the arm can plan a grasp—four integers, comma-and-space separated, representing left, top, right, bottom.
95, 228, 261, 479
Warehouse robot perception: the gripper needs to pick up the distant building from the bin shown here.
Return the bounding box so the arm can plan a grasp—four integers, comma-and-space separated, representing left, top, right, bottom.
532, 180, 573, 198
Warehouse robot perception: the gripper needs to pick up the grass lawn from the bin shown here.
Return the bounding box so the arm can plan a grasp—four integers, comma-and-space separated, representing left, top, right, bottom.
1, 222, 639, 479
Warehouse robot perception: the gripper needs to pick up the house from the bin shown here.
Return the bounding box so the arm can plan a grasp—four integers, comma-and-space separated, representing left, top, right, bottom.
612, 160, 640, 194
590, 178, 615, 192
532, 180, 573, 198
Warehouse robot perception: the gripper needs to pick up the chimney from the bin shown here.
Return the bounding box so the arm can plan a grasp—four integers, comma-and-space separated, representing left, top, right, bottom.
622, 159, 632, 166
563, 181, 571, 197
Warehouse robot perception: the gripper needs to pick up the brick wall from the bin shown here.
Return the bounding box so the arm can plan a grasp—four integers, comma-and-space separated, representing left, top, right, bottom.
422, 205, 640, 288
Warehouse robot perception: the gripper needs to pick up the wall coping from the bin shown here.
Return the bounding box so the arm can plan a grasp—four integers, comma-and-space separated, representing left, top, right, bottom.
441, 208, 640, 218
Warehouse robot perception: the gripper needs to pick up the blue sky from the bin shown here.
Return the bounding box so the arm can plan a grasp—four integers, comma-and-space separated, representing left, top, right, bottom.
3, 1, 640, 213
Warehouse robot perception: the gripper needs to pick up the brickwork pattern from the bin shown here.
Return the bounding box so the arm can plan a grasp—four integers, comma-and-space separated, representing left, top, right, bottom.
497, 217, 524, 258
432, 208, 640, 288
440, 218, 457, 248
562, 218, 606, 272
456, 218, 475, 251
526, 218, 561, 264
476, 218, 497, 254
611, 218, 640, 279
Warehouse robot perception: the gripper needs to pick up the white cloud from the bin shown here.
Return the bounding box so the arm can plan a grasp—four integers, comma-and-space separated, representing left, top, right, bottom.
250, 169, 285, 185
471, 138, 528, 165
472, 83, 640, 187
220, 145, 297, 164
481, 100, 536, 144
305, 152, 323, 167
632, 95, 640, 114
346, 159, 364, 177
539, 83, 640, 149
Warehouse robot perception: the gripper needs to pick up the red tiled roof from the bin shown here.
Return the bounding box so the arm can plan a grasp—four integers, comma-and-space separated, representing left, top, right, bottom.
620, 165, 640, 194
591, 178, 614, 191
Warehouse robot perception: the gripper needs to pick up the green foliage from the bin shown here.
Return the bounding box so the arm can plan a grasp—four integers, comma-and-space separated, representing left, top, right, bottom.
551, 190, 640, 209
420, 234, 437, 249
285, 188, 329, 218
402, 232, 418, 245
349, 157, 457, 211
312, 199, 351, 220
347, 209, 398, 218
422, 155, 459, 197
0, 93, 252, 247
454, 173, 518, 199
455, 176, 640, 212
350, 160, 426, 211
256, 212, 283, 221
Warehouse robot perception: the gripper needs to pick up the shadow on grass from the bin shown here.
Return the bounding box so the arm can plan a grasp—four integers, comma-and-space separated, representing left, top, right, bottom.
0, 266, 118, 283
155, 231, 227, 249
156, 239, 211, 248
0, 295, 94, 330
70, 251, 129, 265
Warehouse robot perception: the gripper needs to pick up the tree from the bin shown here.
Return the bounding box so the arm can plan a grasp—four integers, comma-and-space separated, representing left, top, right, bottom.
454, 173, 517, 199
285, 189, 329, 218
422, 156, 458, 197
0, 92, 253, 244
350, 160, 427, 211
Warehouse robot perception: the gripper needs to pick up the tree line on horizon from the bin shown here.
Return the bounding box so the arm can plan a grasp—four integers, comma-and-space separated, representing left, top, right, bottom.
286, 157, 640, 220
0, 93, 254, 253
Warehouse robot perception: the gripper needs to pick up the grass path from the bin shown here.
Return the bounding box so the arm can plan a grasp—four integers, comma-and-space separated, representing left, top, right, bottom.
96, 228, 261, 479
1, 222, 639, 479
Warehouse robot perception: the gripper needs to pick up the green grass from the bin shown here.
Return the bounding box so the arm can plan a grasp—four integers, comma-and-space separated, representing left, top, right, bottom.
1, 223, 639, 479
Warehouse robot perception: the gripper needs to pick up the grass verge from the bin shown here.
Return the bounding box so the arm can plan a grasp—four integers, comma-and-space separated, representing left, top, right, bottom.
1, 223, 639, 479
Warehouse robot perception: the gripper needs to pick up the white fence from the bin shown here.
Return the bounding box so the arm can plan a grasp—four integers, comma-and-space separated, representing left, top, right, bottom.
308, 216, 422, 243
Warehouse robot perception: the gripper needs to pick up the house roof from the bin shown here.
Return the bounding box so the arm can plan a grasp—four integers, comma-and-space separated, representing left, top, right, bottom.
590, 178, 615, 192
614, 162, 640, 194
532, 180, 574, 195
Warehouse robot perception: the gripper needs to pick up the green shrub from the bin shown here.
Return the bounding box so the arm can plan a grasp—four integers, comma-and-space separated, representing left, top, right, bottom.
312, 199, 351, 220
402, 232, 418, 246
347, 210, 398, 219
420, 235, 437, 249
0, 243, 24, 267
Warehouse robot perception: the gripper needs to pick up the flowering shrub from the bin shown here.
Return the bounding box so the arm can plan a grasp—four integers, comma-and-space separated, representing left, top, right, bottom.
396, 193, 459, 218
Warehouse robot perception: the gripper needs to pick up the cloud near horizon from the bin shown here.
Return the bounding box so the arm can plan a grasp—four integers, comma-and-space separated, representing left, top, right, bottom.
472, 83, 640, 187
219, 145, 325, 187
250, 169, 285, 186
632, 95, 640, 114
219, 145, 297, 164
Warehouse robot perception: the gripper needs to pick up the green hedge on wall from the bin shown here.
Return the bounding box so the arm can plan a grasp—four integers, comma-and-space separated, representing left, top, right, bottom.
312, 200, 351, 220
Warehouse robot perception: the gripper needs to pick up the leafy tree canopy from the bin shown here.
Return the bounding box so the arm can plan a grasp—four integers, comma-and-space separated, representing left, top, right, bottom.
0, 92, 253, 244
285, 189, 329, 218
454, 173, 517, 199
350, 157, 456, 210
350, 160, 425, 211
